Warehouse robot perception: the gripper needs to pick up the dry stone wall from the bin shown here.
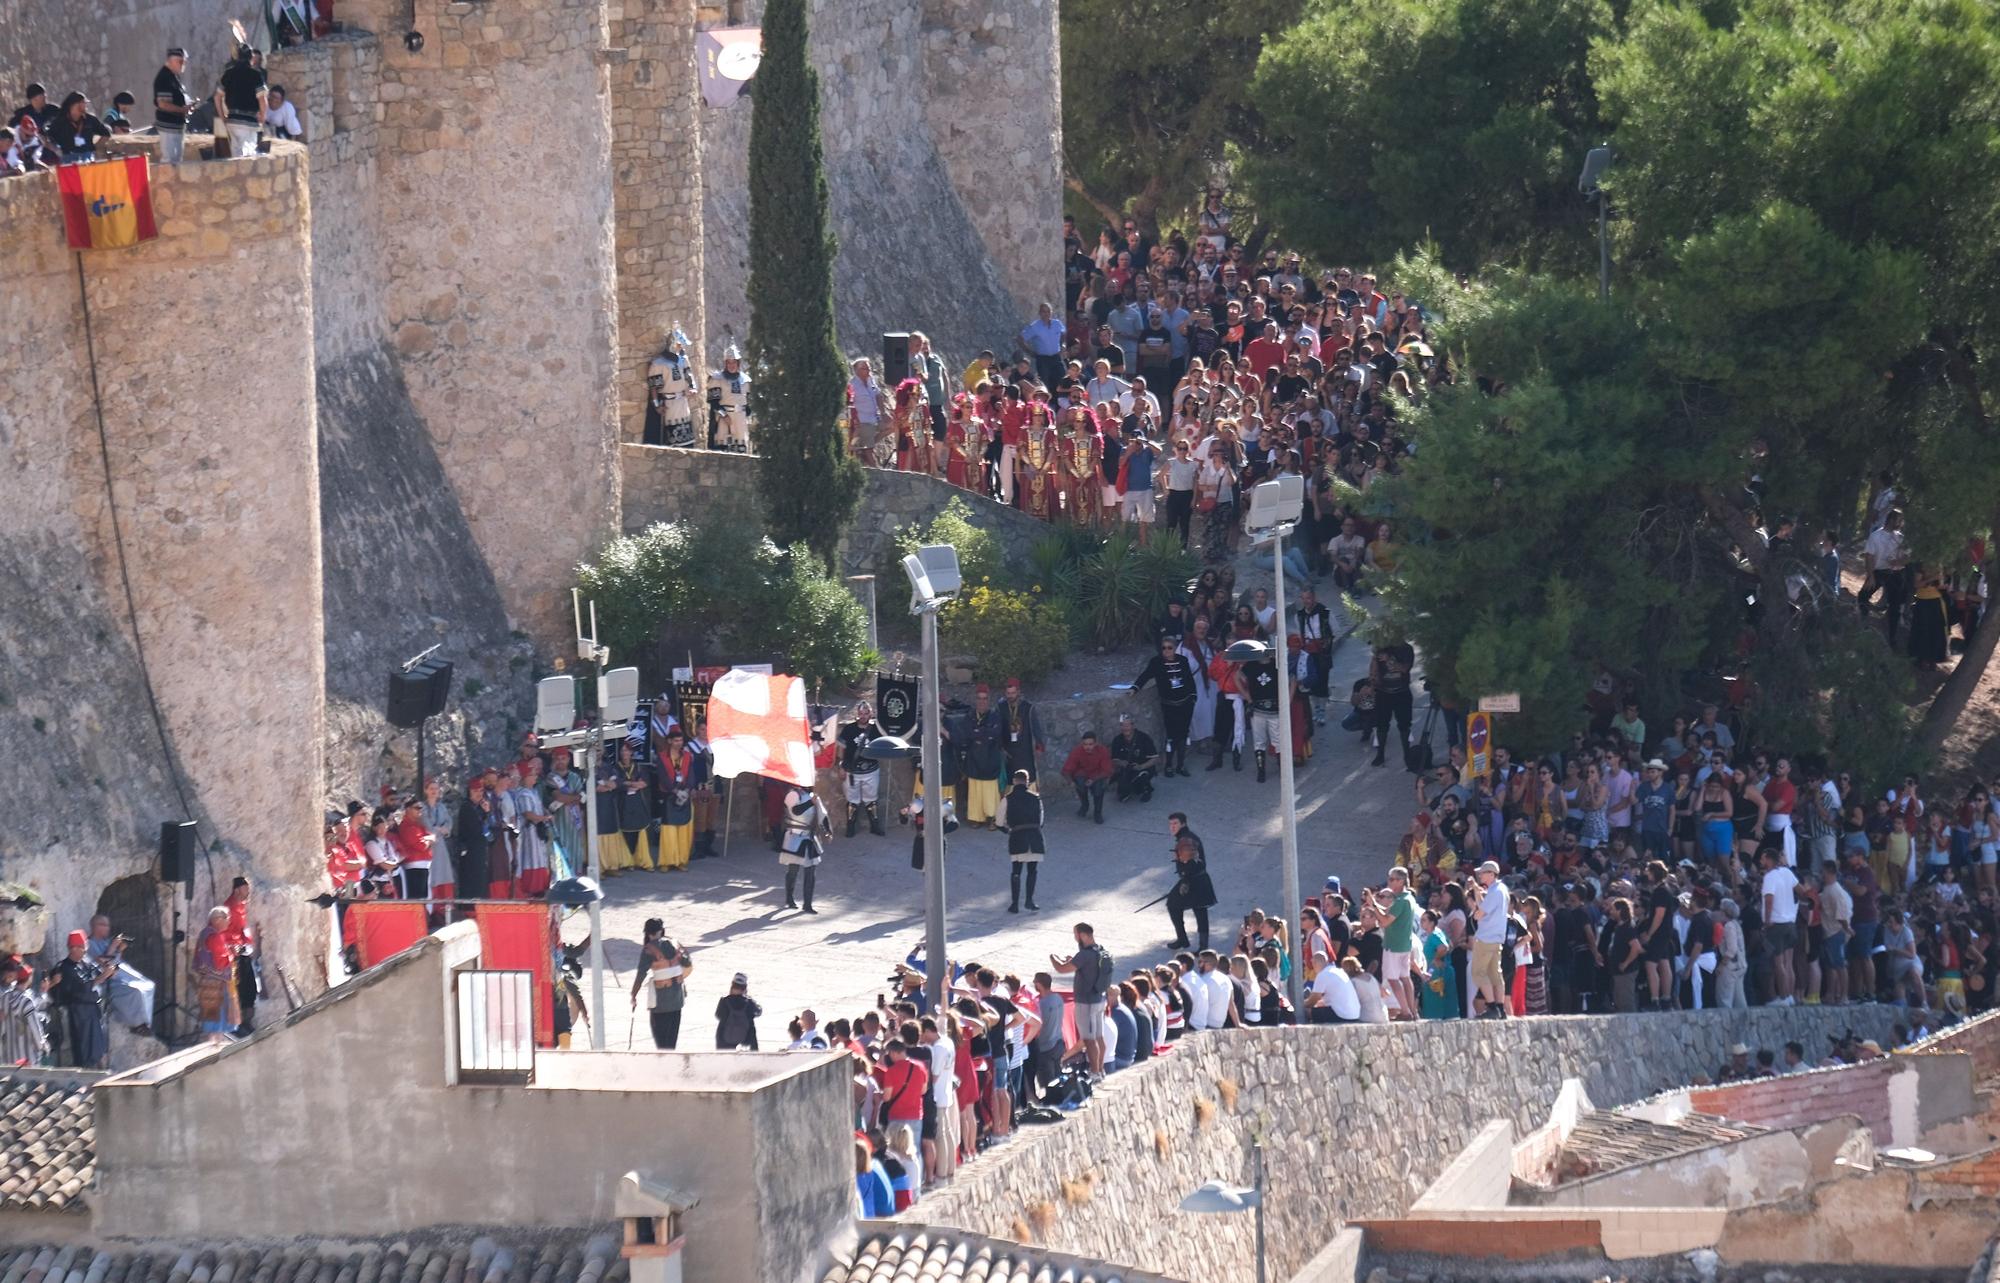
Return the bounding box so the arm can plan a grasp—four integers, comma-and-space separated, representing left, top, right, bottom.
0, 151, 329, 987
907, 1006, 1903, 1283
621, 443, 1051, 579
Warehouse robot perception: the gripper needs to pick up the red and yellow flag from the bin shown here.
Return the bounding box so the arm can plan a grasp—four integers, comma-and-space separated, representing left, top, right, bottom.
56, 156, 158, 250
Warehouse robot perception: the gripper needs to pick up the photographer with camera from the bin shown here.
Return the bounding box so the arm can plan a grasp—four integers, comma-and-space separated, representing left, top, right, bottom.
86, 914, 155, 1037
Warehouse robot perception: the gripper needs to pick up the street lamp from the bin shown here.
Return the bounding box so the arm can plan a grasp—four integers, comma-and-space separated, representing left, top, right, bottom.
1237, 476, 1306, 1015
529, 590, 641, 1050
901, 544, 961, 1012
1579, 143, 1613, 303
1180, 1140, 1267, 1283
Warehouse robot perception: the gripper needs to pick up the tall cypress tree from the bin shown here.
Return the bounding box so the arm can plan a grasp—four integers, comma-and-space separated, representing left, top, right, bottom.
745, 0, 863, 571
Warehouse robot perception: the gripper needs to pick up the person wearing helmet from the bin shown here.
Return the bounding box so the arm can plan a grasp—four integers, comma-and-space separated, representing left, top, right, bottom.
838, 701, 887, 837
645, 326, 698, 446
707, 343, 753, 452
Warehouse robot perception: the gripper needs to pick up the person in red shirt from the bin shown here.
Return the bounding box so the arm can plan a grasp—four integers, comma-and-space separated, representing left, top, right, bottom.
325, 812, 367, 893
224, 877, 259, 1035
873, 1036, 929, 1170
1061, 730, 1114, 824
1242, 320, 1286, 383
390, 798, 436, 906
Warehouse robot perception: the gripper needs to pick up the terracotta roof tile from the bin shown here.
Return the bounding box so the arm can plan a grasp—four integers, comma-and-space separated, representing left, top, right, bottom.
0, 1238, 626, 1283
824, 1227, 1184, 1283
1552, 1110, 1764, 1184
0, 1070, 97, 1212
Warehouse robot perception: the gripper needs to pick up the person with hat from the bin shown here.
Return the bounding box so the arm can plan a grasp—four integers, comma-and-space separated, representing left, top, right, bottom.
838, 700, 887, 838
1468, 860, 1510, 1018
1718, 1042, 1756, 1082
215, 39, 268, 158
390, 795, 438, 906
598, 740, 657, 874
961, 683, 1006, 828
653, 725, 704, 871
706, 343, 754, 451
1165, 830, 1217, 951
1, 956, 48, 1066
50, 92, 111, 163
537, 749, 586, 884
715, 971, 762, 1049
1002, 770, 1047, 913
43, 930, 114, 1066
997, 677, 1044, 784
223, 876, 261, 1035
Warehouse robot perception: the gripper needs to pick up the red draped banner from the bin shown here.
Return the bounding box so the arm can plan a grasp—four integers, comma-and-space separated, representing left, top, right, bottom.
477, 903, 556, 1047
346, 901, 431, 970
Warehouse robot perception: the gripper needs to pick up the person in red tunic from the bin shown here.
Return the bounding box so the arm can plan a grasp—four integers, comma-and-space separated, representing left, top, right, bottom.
945, 396, 976, 490
224, 876, 260, 1035
1017, 400, 1059, 519
891, 378, 931, 473
1058, 406, 1101, 527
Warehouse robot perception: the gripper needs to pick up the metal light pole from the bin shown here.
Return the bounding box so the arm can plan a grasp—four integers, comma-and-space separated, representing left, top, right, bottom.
902, 546, 962, 1013
1269, 524, 1303, 1016
1179, 1139, 1267, 1283
579, 732, 606, 1047
918, 605, 948, 1012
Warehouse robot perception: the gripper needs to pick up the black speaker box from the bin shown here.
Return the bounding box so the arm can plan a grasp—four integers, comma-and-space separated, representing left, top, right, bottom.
881, 332, 912, 386
388, 656, 454, 728
159, 820, 197, 889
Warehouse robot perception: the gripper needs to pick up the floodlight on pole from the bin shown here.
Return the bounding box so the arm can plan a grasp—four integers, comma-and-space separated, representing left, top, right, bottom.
1243, 478, 1305, 1015
901, 544, 959, 1011
535, 674, 577, 735
1579, 144, 1613, 303
1180, 1141, 1268, 1283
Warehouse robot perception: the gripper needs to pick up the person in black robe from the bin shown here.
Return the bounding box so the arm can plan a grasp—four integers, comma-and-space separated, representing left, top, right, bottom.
45, 931, 113, 1068
997, 678, 1043, 783
1002, 771, 1045, 913
1165, 833, 1217, 951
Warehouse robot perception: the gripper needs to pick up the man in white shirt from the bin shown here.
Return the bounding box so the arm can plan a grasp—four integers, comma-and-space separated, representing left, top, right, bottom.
1177, 958, 1209, 1031
1307, 958, 1361, 1023
1120, 375, 1163, 422
262, 83, 304, 140
1861, 509, 1911, 644
1196, 951, 1234, 1029
848, 357, 884, 433
1760, 848, 1801, 1005
920, 1016, 959, 1182
1469, 860, 1510, 1018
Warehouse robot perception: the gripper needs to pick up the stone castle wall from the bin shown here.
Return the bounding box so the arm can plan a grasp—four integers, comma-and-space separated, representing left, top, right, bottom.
609, 0, 707, 445
347, 0, 624, 650
620, 443, 1052, 580
0, 0, 263, 132
0, 150, 329, 986
907, 1006, 1903, 1283
697, 0, 1050, 367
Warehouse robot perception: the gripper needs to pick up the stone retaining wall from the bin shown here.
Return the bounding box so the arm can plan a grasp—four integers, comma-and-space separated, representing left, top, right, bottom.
904, 1006, 1903, 1283
620, 444, 1052, 582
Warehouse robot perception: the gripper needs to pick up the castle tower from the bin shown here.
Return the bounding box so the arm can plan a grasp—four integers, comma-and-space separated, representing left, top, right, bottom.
355, 0, 625, 648
0, 147, 330, 988
609, 0, 707, 444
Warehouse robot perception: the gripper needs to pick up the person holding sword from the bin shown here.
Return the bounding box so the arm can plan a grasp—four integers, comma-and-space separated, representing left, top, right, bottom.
629, 918, 693, 1049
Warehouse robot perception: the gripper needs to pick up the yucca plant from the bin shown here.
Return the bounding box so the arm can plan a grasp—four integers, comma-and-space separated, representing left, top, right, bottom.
1129, 537, 1201, 628
1061, 529, 1145, 647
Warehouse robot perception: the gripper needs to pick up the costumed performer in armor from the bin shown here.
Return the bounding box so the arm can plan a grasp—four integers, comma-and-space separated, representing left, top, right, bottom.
838, 701, 888, 837
945, 395, 978, 491
707, 343, 753, 453
892, 378, 934, 474
643, 326, 699, 447
901, 790, 958, 870
779, 781, 831, 913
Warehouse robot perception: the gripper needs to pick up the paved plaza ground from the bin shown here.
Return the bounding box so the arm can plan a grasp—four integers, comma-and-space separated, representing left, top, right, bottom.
571, 593, 1430, 1046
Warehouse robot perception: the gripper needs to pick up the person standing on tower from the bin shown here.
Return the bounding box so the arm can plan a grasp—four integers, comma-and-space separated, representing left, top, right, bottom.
706, 344, 753, 452
839, 702, 887, 838
644, 328, 699, 446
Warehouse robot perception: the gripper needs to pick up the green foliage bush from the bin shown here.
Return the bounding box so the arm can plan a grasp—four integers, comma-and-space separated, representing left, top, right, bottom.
892, 497, 1004, 589
945, 584, 1069, 687
576, 519, 873, 694
1058, 530, 1199, 648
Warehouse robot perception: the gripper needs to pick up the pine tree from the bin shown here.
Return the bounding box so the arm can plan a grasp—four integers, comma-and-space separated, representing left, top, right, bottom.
745, 0, 863, 571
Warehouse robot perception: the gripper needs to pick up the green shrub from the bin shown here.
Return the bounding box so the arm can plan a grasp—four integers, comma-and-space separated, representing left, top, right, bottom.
772, 545, 877, 692
1129, 537, 1201, 624
577, 521, 873, 692
944, 585, 1069, 686
892, 497, 1004, 588
1060, 531, 1144, 648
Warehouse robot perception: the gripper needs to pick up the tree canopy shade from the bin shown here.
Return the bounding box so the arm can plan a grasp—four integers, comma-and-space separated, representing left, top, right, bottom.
1243, 0, 1611, 273
1059, 0, 1300, 233
745, 0, 862, 571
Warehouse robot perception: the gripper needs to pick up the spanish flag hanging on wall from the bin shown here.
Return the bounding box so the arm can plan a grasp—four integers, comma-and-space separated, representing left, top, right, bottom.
56, 156, 159, 250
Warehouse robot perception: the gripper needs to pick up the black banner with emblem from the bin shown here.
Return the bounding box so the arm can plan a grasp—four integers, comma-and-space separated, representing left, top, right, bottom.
876, 673, 920, 738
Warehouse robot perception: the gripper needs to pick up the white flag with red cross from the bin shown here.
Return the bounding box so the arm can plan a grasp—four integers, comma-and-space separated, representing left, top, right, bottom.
706, 670, 816, 786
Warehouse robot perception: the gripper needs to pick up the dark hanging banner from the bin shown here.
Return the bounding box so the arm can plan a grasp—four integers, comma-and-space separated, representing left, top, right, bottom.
875, 673, 920, 738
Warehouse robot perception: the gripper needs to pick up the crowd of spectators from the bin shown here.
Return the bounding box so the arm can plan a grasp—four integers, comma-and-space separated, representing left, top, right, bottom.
4, 44, 302, 176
